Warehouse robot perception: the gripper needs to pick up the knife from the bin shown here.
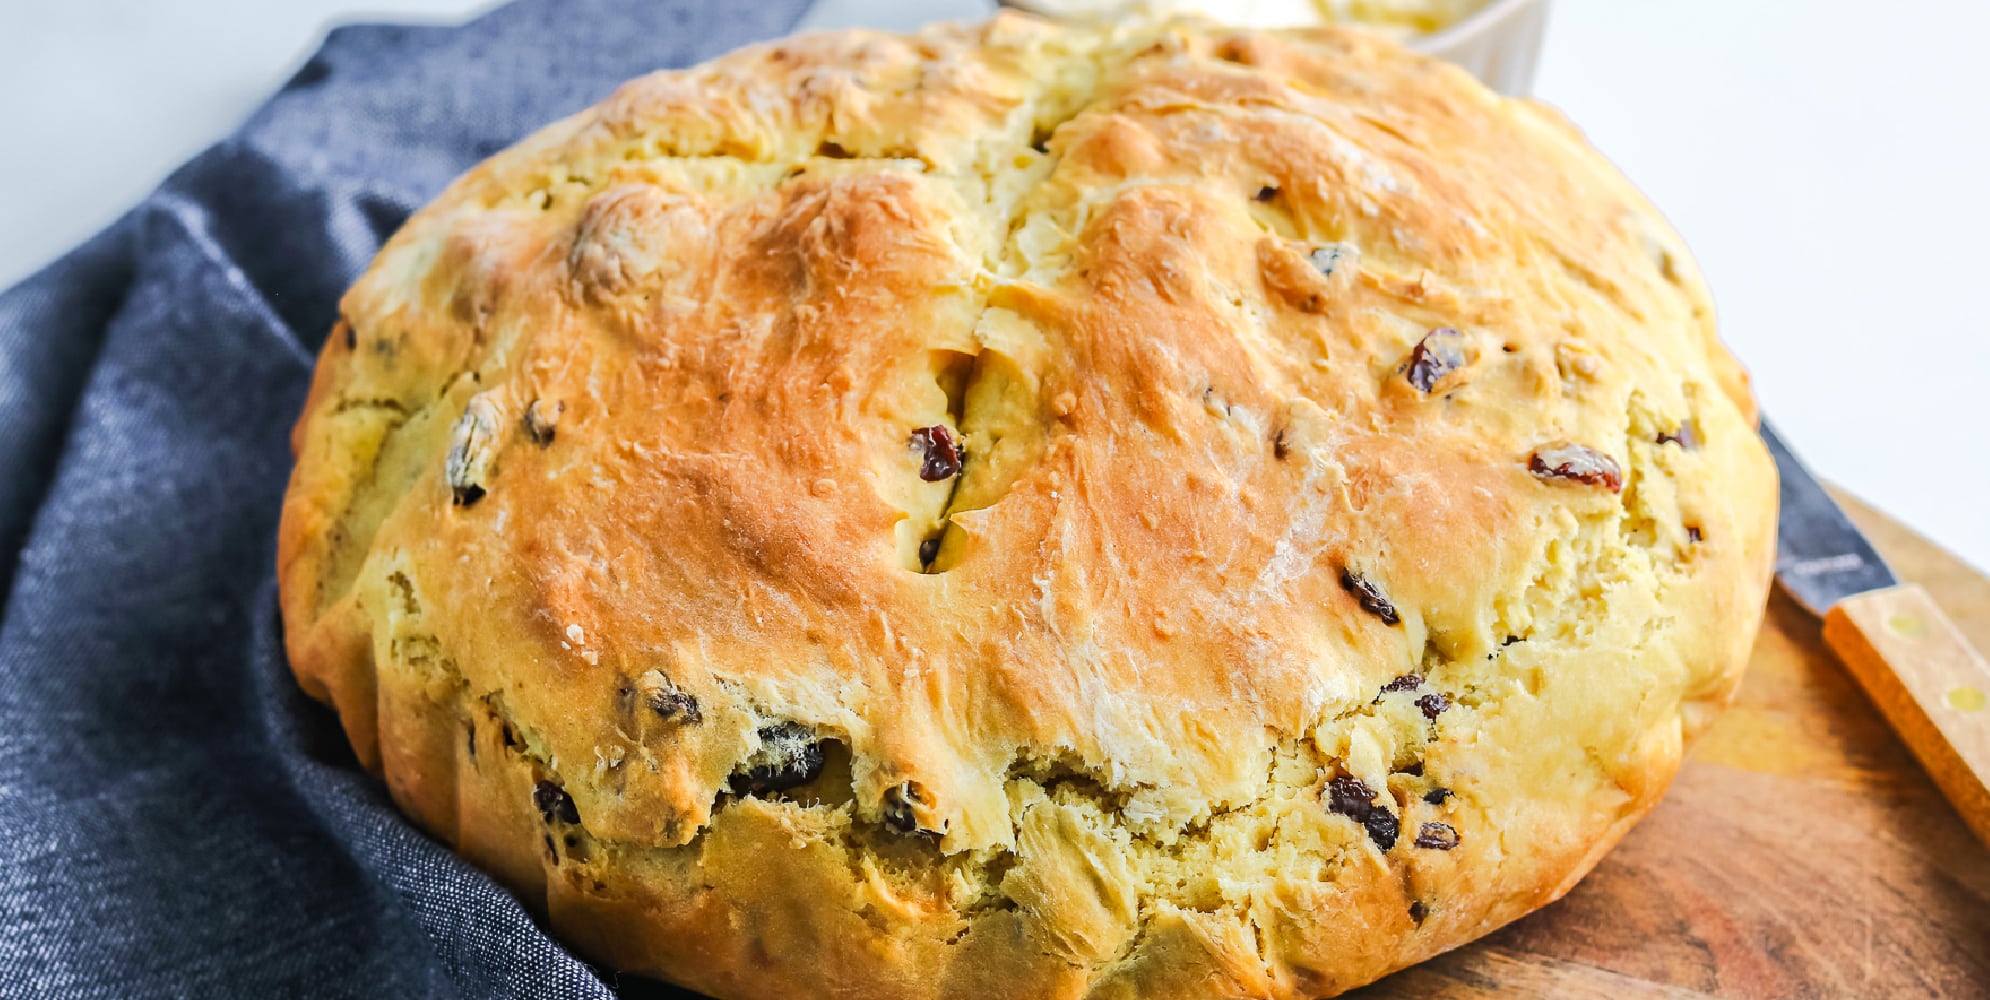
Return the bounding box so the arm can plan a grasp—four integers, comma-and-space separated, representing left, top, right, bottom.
1764, 420, 1990, 848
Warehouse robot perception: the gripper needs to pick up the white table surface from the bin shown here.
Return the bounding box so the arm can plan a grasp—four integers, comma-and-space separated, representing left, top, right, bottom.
6, 0, 1985, 574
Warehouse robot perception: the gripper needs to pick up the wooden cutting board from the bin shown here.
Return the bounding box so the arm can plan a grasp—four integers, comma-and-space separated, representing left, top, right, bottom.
1352, 492, 1990, 999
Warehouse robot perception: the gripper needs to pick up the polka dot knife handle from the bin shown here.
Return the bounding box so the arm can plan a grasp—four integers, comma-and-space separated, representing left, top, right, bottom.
1825, 583, 1990, 849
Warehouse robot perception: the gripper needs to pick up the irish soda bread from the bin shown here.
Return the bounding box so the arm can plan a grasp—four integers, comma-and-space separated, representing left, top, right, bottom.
278, 13, 1776, 998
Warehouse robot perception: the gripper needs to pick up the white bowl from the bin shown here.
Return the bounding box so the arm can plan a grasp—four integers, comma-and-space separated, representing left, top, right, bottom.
1412, 0, 1548, 96
997, 0, 1551, 95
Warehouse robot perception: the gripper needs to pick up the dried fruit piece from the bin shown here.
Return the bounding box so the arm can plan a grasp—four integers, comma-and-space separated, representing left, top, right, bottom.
648, 688, 701, 722
1381, 674, 1424, 694
1255, 185, 1279, 202
1656, 419, 1700, 449
1424, 787, 1454, 805
1398, 761, 1425, 777
883, 781, 945, 837
525, 398, 563, 446
1414, 822, 1461, 850
1417, 692, 1451, 721
1409, 901, 1429, 923
445, 393, 502, 506
1527, 442, 1623, 493
1685, 525, 1704, 544
1404, 327, 1466, 393
910, 425, 964, 482
533, 780, 580, 824
1340, 569, 1401, 625
1326, 775, 1376, 820
730, 722, 826, 795
1309, 244, 1350, 278
917, 535, 943, 567
639, 670, 701, 725
1365, 808, 1401, 850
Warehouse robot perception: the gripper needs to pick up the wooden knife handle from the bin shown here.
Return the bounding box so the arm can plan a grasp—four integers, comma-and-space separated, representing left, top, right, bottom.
1823, 583, 1990, 849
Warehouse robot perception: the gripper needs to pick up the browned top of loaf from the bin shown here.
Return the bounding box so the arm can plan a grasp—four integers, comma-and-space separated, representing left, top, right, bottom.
278, 13, 1776, 998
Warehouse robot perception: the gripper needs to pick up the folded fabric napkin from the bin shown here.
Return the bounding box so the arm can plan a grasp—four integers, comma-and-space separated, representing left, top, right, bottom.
0, 2, 810, 995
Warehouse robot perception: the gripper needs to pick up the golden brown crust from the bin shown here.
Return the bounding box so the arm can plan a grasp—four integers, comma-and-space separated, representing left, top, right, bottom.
276, 13, 1776, 999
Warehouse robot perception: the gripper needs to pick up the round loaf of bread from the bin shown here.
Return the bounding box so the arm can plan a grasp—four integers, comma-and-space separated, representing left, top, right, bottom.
278, 13, 1776, 998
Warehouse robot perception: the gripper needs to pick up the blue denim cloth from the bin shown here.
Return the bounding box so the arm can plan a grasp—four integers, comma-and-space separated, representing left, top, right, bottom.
0, 2, 810, 995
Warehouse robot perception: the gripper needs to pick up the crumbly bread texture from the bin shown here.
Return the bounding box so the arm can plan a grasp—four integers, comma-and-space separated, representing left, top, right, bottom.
277, 13, 1776, 999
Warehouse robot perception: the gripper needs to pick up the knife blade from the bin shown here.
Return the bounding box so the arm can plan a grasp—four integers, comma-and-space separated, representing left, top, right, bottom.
1762, 418, 1990, 849
1762, 419, 1897, 616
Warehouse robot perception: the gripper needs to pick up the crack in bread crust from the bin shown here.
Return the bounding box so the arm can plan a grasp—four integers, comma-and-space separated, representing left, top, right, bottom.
277, 13, 1777, 1000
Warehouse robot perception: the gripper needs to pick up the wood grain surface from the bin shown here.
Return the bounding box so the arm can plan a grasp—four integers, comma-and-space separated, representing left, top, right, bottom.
1350, 492, 1990, 999
1825, 584, 1990, 850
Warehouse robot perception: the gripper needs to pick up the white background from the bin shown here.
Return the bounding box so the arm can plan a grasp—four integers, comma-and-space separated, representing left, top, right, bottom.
4, 0, 1985, 573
